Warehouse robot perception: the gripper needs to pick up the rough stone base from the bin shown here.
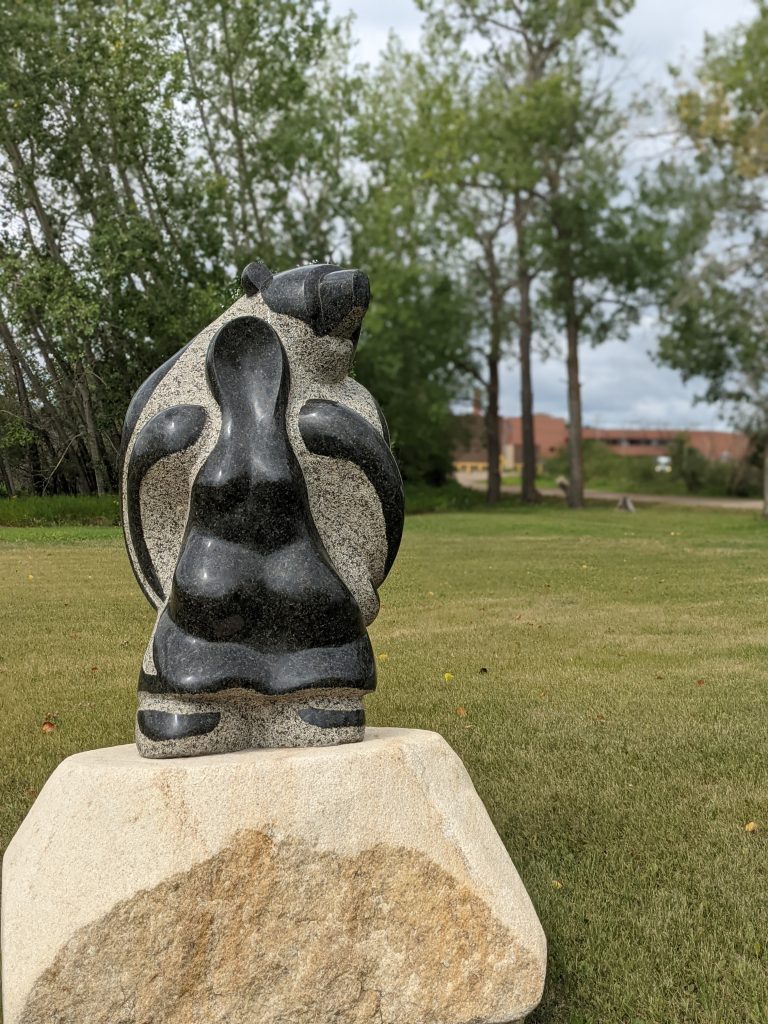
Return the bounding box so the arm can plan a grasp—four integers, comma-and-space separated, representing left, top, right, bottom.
1, 728, 546, 1024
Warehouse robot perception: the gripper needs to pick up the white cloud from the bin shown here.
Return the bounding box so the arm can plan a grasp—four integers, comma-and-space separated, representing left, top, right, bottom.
501, 331, 728, 430
619, 0, 755, 81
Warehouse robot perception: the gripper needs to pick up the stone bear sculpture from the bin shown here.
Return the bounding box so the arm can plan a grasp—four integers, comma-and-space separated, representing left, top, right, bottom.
120, 261, 404, 758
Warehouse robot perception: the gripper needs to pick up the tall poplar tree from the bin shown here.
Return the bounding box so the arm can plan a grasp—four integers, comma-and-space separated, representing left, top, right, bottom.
357, 33, 554, 503
419, 0, 646, 508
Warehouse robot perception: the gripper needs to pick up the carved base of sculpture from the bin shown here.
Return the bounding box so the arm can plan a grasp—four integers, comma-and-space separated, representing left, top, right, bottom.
1, 729, 546, 1024
136, 689, 365, 758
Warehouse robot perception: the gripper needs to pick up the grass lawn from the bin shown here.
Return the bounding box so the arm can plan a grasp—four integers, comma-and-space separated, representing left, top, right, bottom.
1, 505, 767, 1023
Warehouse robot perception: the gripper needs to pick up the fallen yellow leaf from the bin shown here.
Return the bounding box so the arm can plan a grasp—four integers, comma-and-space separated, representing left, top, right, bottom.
745, 821, 759, 833
377, 653, 389, 662
551, 880, 563, 890
443, 672, 454, 683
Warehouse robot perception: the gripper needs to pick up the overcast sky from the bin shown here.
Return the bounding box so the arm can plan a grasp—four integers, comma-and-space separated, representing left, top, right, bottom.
328, 0, 757, 429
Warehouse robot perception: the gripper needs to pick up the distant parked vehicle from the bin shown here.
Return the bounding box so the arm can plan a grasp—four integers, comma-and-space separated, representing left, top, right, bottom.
655, 455, 672, 474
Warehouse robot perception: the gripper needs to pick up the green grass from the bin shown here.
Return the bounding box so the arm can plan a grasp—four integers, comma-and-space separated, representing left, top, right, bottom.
1, 505, 767, 1023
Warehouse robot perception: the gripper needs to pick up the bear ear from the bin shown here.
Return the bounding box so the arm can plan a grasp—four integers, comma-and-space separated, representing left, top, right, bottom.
241, 261, 274, 297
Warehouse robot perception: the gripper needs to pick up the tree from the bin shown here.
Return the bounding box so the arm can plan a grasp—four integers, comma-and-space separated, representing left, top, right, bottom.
654, 4, 768, 514
0, 0, 355, 495
536, 70, 666, 508
357, 33, 557, 504
176, 0, 355, 270
0, 0, 473, 496
417, 0, 636, 507
347, 153, 474, 484
408, 0, 653, 508
657, 267, 768, 513
0, 0, 222, 493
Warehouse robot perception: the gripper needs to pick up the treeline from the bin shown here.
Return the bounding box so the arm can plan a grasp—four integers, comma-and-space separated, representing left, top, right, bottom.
1, 0, 767, 509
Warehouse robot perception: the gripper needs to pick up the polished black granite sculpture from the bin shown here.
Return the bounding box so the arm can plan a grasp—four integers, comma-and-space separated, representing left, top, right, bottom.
120, 262, 404, 757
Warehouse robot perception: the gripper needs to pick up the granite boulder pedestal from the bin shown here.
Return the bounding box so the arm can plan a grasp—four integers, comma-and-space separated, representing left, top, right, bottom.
2, 729, 546, 1024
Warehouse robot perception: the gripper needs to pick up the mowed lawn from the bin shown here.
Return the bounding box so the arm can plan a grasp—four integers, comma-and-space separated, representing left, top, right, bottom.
1, 506, 767, 1024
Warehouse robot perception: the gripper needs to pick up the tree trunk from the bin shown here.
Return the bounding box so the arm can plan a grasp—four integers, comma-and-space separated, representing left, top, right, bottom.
27, 319, 98, 491
0, 452, 15, 496
518, 278, 538, 502
762, 443, 768, 519
0, 313, 45, 494
2, 138, 61, 258
549, 188, 584, 511
485, 355, 501, 504
76, 374, 110, 496
218, 2, 269, 259
565, 294, 584, 509
514, 193, 539, 503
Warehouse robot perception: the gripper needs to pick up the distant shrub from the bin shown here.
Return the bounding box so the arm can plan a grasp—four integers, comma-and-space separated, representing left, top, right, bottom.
405, 480, 490, 514
544, 438, 760, 498
0, 485, 491, 526
0, 494, 120, 527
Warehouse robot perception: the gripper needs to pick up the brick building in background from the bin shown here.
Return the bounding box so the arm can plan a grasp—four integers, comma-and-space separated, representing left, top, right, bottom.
453, 412, 750, 474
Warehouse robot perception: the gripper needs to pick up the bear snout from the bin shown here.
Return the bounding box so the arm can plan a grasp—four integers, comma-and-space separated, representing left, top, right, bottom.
318, 269, 370, 341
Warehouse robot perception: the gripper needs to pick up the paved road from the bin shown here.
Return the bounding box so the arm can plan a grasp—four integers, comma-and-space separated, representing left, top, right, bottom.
455, 474, 764, 511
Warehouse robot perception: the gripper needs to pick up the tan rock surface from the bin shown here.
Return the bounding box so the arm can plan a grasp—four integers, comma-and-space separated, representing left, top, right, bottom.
2, 728, 546, 1024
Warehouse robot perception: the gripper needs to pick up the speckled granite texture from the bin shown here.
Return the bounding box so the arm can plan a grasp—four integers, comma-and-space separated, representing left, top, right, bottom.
1, 730, 547, 1024
119, 262, 404, 757
135, 690, 365, 757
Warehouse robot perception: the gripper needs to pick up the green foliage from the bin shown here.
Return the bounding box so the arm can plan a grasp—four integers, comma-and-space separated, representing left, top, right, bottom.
349, 38, 480, 483
544, 438, 761, 497
404, 479, 497, 513
0, 0, 480, 494
0, 0, 228, 494
354, 268, 469, 484
667, 435, 708, 493
0, 494, 120, 526
418, 0, 634, 52
653, 3, 768, 507
0, 419, 35, 452
177, 0, 356, 269
0, 0, 377, 495
3, 0, 758, 505
402, 0, 666, 507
